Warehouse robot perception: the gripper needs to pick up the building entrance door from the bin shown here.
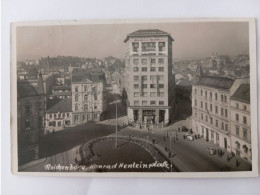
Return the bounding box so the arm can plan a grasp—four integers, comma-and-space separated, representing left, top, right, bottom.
206, 128, 209, 142
224, 138, 227, 149
159, 110, 165, 122
133, 110, 139, 122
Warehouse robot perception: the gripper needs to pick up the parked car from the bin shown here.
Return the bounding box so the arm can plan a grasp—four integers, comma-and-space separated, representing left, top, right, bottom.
186, 135, 194, 141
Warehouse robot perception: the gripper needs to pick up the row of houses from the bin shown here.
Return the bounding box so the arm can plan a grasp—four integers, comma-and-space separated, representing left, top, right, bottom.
192, 65, 251, 163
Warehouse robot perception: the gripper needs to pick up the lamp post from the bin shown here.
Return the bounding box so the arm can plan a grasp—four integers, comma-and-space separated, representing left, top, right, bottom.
169, 133, 172, 172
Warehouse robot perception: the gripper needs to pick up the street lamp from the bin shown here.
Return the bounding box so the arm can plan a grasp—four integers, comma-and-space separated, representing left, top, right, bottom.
169, 133, 172, 172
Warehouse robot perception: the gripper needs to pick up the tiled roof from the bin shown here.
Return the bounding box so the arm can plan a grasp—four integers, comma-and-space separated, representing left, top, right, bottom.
17, 81, 39, 98
124, 29, 174, 42
231, 84, 250, 103
71, 68, 105, 83
46, 98, 72, 113
196, 76, 234, 90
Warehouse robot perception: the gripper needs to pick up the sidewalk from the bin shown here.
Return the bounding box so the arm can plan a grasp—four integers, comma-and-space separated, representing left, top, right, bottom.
118, 119, 252, 172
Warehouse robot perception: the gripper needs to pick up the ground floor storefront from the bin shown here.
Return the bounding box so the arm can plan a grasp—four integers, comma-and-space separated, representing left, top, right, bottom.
193, 120, 231, 152
72, 111, 102, 125
231, 135, 252, 163
128, 107, 170, 128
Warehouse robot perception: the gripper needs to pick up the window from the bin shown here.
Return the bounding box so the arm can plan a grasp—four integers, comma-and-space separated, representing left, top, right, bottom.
210, 92, 212, 99
201, 113, 203, 120
134, 92, 139, 97
94, 94, 97, 100
142, 92, 148, 97
75, 94, 78, 102
58, 121, 61, 127
215, 93, 218, 100
67, 113, 69, 117
151, 58, 156, 65
134, 84, 139, 89
84, 85, 88, 92
210, 104, 212, 111
142, 101, 148, 106
132, 42, 139, 52
225, 124, 228, 131
150, 92, 156, 97
62, 113, 65, 118
158, 58, 164, 64
205, 102, 207, 110
210, 117, 213, 124
84, 95, 88, 102
158, 42, 165, 51
49, 114, 52, 119
206, 115, 208, 122
150, 101, 156, 105
134, 76, 139, 81
221, 122, 224, 130
159, 84, 164, 88
159, 101, 164, 105
84, 104, 88, 111
195, 99, 197, 106
150, 67, 156, 72
133, 67, 139, 72
194, 88, 197, 95
224, 95, 227, 103
225, 109, 228, 117
150, 84, 156, 89
74, 115, 79, 122
158, 67, 164, 72
243, 116, 247, 124
142, 84, 147, 88
243, 105, 247, 111
134, 101, 139, 106
243, 128, 247, 140
236, 126, 240, 136
221, 108, 224, 116
216, 120, 218, 127
58, 113, 61, 118
142, 42, 156, 52
216, 133, 219, 141
201, 101, 203, 109
201, 90, 203, 96
221, 95, 224, 102
133, 59, 139, 65
142, 76, 147, 82
215, 106, 218, 114
141, 59, 147, 65
236, 114, 239, 121
236, 103, 239, 108
205, 91, 207, 97
142, 67, 147, 72
75, 86, 78, 92
75, 105, 78, 111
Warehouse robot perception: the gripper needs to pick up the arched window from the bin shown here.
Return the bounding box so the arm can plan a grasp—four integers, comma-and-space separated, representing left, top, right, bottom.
84, 104, 88, 111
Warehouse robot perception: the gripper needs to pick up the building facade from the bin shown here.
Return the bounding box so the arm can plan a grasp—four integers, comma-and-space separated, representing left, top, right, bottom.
230, 84, 251, 162
17, 81, 45, 165
45, 98, 72, 133
124, 29, 176, 128
192, 65, 250, 155
71, 68, 107, 124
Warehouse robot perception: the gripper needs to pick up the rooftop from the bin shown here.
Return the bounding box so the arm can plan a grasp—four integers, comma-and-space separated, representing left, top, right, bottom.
71, 68, 105, 83
195, 76, 234, 90
52, 86, 71, 90
124, 29, 174, 42
231, 84, 250, 104
17, 81, 39, 98
46, 98, 72, 113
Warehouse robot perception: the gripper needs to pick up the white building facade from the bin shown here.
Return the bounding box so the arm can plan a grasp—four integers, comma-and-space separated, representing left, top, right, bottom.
124, 29, 176, 128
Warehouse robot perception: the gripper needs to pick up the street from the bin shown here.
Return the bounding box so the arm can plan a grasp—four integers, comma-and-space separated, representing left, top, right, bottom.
20, 90, 251, 172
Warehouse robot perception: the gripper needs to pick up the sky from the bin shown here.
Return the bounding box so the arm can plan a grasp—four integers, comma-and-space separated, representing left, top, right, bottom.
16, 21, 249, 61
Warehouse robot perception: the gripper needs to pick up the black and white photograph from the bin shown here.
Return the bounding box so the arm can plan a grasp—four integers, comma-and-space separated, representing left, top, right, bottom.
10, 18, 258, 177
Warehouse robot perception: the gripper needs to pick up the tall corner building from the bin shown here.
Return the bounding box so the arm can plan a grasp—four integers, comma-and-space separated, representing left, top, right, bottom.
124, 29, 176, 126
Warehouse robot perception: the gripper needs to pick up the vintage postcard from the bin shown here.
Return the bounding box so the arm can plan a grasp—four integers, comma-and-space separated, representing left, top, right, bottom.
11, 18, 258, 178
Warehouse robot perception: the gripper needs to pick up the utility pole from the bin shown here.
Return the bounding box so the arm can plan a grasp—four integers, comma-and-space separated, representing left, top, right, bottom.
169, 133, 172, 172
